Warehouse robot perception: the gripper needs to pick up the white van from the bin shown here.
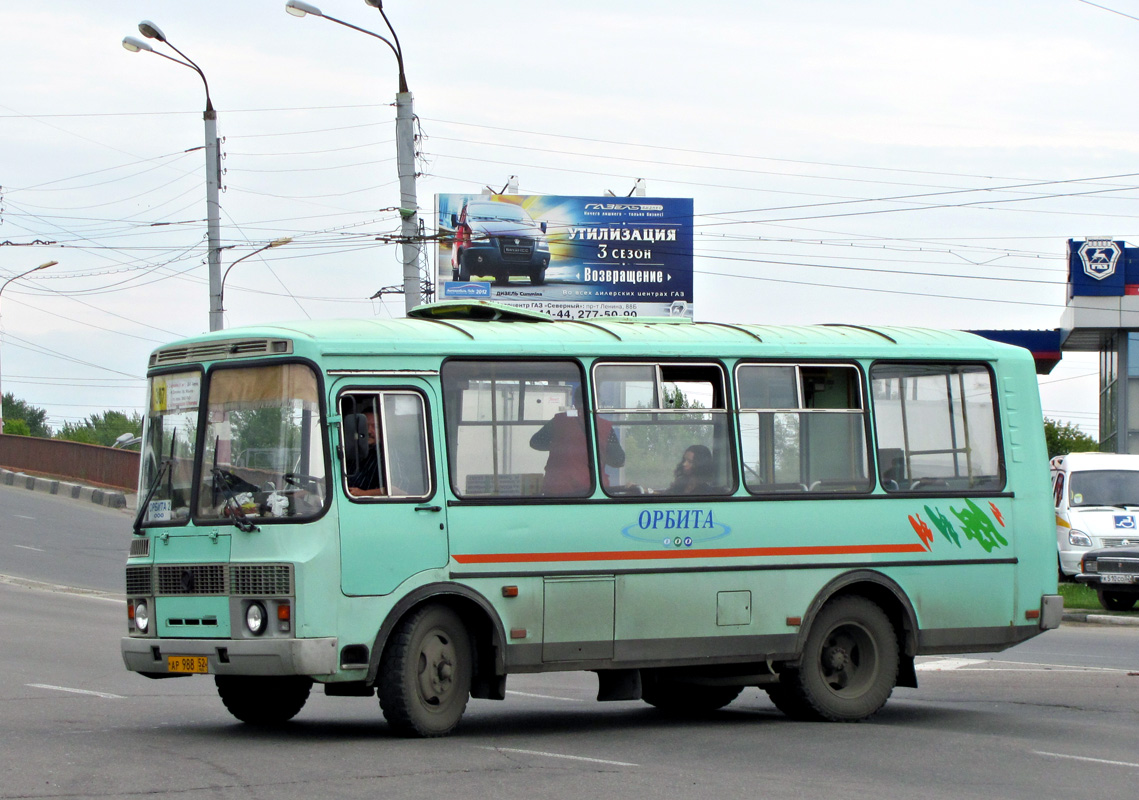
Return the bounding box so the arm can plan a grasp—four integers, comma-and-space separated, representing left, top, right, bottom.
1052, 451, 1139, 577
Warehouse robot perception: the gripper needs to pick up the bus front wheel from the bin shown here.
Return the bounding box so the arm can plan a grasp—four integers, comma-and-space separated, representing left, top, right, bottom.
378, 605, 472, 737
773, 596, 898, 722
215, 675, 312, 726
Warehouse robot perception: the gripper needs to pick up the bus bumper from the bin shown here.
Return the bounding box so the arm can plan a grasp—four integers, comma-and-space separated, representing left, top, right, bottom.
1040, 594, 1063, 630
121, 636, 338, 677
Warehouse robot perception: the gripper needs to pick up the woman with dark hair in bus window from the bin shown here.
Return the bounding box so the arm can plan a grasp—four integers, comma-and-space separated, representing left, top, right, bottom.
669, 444, 714, 494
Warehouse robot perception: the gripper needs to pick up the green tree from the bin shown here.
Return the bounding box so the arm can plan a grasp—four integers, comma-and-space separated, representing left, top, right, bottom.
1, 393, 51, 437
3, 418, 31, 436
1044, 417, 1098, 460
55, 410, 143, 448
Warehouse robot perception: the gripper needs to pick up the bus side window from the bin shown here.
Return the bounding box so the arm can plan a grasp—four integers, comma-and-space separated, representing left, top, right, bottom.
870, 362, 1003, 493
339, 391, 431, 500
594, 362, 735, 497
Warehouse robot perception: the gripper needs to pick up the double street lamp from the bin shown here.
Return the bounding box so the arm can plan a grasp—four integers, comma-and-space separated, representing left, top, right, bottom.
285, 1, 422, 313
123, 22, 225, 332
0, 261, 59, 433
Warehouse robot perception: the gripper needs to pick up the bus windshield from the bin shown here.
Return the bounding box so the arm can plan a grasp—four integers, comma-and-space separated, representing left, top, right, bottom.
193, 363, 328, 523
138, 370, 202, 525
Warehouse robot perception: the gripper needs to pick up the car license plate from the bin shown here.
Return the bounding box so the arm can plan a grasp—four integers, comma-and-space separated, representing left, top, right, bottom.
1100, 574, 1136, 584
167, 656, 209, 673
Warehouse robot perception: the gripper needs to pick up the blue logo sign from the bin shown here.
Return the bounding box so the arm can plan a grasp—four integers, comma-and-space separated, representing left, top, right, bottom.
621, 508, 731, 546
1114, 515, 1135, 529
443, 282, 491, 298
1080, 240, 1121, 281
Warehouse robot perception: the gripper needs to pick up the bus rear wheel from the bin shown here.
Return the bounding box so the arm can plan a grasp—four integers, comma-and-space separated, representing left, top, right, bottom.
641, 676, 742, 714
378, 605, 472, 737
777, 596, 898, 722
215, 675, 312, 726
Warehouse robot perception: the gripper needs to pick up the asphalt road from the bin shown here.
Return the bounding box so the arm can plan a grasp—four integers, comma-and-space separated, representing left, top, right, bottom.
1, 486, 1137, 799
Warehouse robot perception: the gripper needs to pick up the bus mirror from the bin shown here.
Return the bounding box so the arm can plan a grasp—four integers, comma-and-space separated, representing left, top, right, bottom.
343, 413, 369, 472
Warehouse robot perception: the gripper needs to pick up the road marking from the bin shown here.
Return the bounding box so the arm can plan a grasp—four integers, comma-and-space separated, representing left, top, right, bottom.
916, 658, 987, 671
478, 747, 638, 767
0, 573, 123, 604
1034, 751, 1139, 770
14, 515, 35, 520
13, 544, 45, 552
27, 683, 125, 700
506, 690, 585, 702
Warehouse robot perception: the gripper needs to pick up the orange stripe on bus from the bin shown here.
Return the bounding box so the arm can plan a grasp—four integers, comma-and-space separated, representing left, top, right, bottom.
452, 542, 929, 564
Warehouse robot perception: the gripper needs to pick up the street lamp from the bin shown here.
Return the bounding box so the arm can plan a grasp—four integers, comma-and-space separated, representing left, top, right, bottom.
285, 1, 421, 313
123, 21, 224, 332
0, 260, 59, 433
219, 237, 294, 325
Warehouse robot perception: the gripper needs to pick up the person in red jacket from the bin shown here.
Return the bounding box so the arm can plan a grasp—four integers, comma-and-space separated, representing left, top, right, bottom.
530, 388, 624, 496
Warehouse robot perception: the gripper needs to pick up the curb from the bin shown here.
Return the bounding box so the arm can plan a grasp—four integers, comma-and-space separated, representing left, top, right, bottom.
1062, 610, 1139, 626
1, 467, 130, 511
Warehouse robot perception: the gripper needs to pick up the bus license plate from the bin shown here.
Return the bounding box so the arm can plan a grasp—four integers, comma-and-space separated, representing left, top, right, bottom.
168, 656, 209, 673
1100, 574, 1136, 584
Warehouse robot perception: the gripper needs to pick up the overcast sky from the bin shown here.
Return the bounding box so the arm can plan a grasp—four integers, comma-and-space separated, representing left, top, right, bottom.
2, 0, 1133, 434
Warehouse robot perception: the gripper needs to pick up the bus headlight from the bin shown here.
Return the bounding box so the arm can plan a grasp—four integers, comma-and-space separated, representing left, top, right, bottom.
1069, 530, 1093, 548
134, 600, 149, 633
245, 601, 267, 636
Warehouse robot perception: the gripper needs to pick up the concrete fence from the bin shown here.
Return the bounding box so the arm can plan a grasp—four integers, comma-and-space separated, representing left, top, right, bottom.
0, 434, 139, 491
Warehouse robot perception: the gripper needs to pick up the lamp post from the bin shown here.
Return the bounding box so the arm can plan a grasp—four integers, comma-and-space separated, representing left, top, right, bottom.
285, 1, 421, 314
123, 22, 224, 332
0, 260, 58, 433
219, 237, 294, 325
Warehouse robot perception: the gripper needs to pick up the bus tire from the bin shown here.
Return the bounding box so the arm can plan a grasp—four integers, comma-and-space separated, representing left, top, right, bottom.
378, 605, 472, 737
788, 596, 898, 722
1097, 589, 1138, 611
214, 675, 312, 726
641, 676, 742, 714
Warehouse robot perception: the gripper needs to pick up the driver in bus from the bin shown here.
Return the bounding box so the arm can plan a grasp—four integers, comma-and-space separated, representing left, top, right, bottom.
347, 407, 387, 497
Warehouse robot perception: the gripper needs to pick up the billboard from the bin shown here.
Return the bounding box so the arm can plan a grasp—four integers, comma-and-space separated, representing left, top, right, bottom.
436, 194, 694, 318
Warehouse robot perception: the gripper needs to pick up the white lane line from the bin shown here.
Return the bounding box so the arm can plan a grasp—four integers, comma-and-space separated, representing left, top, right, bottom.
916, 658, 987, 671
506, 690, 585, 702
14, 515, 35, 520
26, 684, 125, 700
1034, 751, 1139, 770
13, 544, 44, 552
917, 657, 1128, 674
478, 746, 638, 767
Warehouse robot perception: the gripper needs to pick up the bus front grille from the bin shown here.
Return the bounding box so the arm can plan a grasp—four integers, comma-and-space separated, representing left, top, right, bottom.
125, 563, 294, 596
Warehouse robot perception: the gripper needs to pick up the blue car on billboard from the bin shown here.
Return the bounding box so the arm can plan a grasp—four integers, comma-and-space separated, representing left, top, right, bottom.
450, 200, 551, 285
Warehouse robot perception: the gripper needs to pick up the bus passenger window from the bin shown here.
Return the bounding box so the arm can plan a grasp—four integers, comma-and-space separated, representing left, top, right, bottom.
736, 364, 870, 495
339, 391, 431, 500
594, 362, 734, 497
441, 360, 590, 498
870, 363, 1003, 493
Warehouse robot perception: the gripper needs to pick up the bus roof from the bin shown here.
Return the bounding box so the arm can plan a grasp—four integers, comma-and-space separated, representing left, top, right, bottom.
151, 304, 1032, 368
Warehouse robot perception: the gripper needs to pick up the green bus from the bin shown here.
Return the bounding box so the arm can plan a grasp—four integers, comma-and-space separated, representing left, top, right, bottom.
121, 302, 1061, 735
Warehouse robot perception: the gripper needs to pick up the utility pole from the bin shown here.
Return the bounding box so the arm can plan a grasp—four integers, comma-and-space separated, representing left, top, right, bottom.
395, 91, 421, 311
205, 109, 223, 331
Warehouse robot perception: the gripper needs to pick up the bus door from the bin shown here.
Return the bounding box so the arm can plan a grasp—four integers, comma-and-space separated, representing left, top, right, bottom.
335, 383, 448, 596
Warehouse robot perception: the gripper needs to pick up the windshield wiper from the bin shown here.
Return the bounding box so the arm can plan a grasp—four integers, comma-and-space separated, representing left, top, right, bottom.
133, 458, 173, 536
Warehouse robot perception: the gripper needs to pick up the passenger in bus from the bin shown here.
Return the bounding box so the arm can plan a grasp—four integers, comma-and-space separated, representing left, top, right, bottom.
668, 444, 715, 494
530, 388, 624, 496
347, 408, 387, 497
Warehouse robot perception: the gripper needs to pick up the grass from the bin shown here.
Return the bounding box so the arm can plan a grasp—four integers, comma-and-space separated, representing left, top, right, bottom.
1058, 581, 1100, 610
1058, 580, 1139, 614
